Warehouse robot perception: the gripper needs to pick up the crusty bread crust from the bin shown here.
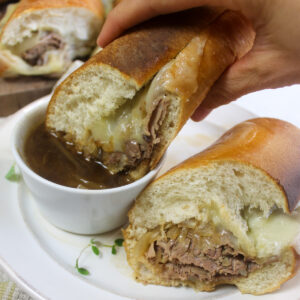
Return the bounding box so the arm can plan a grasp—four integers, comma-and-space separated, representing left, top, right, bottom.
62, 7, 222, 89
3, 0, 104, 22
46, 7, 222, 122
157, 118, 300, 213
178, 11, 255, 128
149, 11, 255, 170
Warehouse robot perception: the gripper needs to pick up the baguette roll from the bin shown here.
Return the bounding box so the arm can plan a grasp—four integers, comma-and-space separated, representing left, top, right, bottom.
0, 0, 104, 77
46, 8, 255, 179
124, 118, 300, 295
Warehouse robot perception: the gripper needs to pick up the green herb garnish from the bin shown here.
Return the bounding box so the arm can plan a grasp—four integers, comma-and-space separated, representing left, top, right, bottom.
91, 245, 100, 256
111, 245, 117, 255
77, 267, 90, 276
114, 238, 124, 247
75, 238, 124, 275
5, 164, 21, 182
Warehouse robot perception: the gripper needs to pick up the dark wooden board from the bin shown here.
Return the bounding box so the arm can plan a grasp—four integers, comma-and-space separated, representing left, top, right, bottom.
0, 77, 57, 116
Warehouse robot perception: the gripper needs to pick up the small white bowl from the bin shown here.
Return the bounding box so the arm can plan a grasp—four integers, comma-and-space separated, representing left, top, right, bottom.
12, 99, 166, 235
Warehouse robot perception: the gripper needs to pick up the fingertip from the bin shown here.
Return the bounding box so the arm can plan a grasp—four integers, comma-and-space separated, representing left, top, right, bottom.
97, 32, 105, 47
97, 29, 110, 47
97, 0, 164, 48
97, 4, 126, 47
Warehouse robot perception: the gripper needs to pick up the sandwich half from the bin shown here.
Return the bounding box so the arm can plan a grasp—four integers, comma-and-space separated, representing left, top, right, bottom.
46, 8, 255, 179
124, 118, 300, 295
0, 0, 104, 77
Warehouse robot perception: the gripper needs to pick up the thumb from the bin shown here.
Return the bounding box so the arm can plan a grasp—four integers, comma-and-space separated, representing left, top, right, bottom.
192, 46, 297, 121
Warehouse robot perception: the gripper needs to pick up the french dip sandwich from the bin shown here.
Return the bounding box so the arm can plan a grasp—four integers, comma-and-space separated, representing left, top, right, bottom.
124, 118, 300, 295
0, 0, 104, 77
46, 8, 255, 179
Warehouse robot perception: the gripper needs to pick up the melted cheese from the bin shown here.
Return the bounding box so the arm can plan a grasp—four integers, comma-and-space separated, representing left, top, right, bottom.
7, 32, 42, 56
86, 37, 208, 154
0, 49, 68, 76
204, 205, 300, 258
90, 84, 150, 152
0, 7, 100, 76
88, 36, 208, 154
89, 61, 173, 152
247, 210, 300, 257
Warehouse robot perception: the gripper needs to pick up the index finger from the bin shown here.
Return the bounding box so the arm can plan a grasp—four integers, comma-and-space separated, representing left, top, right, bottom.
97, 0, 238, 47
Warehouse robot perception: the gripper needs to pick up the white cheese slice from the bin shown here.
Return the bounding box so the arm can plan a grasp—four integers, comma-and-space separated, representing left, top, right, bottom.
247, 210, 300, 257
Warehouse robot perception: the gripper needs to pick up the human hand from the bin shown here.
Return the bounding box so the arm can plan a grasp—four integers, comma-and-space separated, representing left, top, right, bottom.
97, 0, 300, 121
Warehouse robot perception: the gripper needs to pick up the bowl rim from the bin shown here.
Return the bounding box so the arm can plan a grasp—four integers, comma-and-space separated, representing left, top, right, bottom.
11, 98, 166, 195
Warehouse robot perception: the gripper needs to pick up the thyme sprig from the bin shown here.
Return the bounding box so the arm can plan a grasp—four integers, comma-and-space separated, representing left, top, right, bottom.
75, 238, 124, 275
5, 164, 21, 182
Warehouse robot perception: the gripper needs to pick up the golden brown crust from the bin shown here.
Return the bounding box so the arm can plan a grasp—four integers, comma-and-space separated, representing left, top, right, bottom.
0, 0, 104, 41
47, 8, 223, 117
178, 11, 255, 127
149, 11, 255, 170
10, 0, 103, 18
161, 118, 300, 212
80, 7, 223, 88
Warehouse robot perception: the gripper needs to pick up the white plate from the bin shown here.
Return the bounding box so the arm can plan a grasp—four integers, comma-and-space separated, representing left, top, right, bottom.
0, 96, 299, 300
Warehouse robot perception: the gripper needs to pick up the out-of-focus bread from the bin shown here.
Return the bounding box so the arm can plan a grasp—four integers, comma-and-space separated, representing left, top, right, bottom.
0, 0, 104, 77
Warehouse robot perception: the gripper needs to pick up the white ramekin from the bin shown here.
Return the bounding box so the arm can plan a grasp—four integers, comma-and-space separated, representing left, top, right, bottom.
12, 99, 165, 234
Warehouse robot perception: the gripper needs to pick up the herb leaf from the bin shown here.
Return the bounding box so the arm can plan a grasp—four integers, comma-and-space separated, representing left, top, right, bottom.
75, 237, 124, 274
5, 165, 21, 182
77, 267, 90, 276
91, 245, 100, 256
114, 238, 124, 247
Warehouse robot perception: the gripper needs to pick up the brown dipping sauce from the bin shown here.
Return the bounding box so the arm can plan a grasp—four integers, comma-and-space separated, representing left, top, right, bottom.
24, 122, 133, 189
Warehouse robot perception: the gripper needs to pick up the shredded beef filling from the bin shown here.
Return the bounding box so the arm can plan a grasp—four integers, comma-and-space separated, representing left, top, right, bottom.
101, 99, 169, 172
22, 32, 64, 66
146, 229, 261, 282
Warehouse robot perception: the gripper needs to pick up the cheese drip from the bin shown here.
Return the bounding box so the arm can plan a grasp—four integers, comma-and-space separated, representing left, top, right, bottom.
90, 84, 150, 152
90, 61, 172, 153
246, 209, 300, 257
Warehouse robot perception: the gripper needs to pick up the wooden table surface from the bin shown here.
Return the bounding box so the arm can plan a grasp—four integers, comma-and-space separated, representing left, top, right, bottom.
0, 77, 57, 116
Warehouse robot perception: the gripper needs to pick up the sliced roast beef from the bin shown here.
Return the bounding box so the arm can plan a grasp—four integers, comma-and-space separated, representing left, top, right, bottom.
148, 99, 169, 144
163, 263, 211, 281
125, 140, 141, 163
22, 32, 63, 66
100, 99, 169, 172
146, 230, 260, 282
